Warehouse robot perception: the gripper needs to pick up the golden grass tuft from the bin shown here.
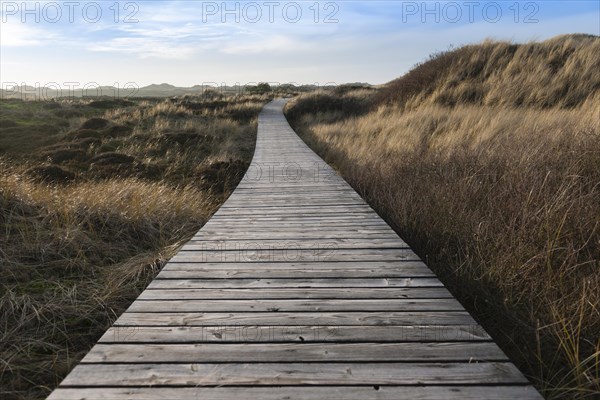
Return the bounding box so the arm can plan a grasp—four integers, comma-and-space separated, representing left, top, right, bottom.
1, 174, 213, 399
379, 34, 600, 109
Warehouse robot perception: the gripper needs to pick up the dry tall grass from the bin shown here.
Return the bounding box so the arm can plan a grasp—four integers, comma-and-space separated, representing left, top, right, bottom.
0, 95, 268, 399
286, 35, 600, 399
379, 34, 600, 109
0, 173, 211, 399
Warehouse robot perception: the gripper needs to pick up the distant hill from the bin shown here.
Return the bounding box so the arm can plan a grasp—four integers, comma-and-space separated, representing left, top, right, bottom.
378, 34, 600, 109
0, 82, 351, 100
136, 83, 194, 97
0, 83, 203, 99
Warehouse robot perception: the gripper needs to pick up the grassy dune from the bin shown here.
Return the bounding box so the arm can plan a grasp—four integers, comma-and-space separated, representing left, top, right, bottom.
0, 95, 268, 399
286, 34, 600, 399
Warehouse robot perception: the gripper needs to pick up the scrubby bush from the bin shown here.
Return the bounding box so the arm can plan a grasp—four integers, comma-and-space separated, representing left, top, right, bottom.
80, 117, 109, 130
26, 164, 76, 183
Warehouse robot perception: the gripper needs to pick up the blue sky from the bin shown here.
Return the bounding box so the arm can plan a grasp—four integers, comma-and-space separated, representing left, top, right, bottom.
1, 1, 599, 87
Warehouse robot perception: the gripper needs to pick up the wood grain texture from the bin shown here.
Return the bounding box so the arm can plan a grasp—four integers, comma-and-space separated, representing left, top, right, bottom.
113, 312, 478, 326
59, 362, 529, 386
81, 342, 508, 363
125, 298, 465, 312
153, 268, 436, 279
47, 386, 545, 400
98, 325, 491, 343
137, 287, 453, 300
149, 277, 443, 288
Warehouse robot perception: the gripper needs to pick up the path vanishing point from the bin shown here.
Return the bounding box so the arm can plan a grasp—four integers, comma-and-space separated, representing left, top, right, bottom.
48, 99, 543, 399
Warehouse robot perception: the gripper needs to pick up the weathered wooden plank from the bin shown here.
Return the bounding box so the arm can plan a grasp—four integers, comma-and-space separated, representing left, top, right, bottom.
58, 362, 530, 386
158, 259, 432, 271
203, 217, 390, 223
208, 214, 383, 221
193, 226, 396, 234
234, 183, 354, 189
126, 298, 464, 313
208, 214, 380, 220
160, 259, 429, 269
221, 197, 365, 203
210, 213, 380, 218
168, 248, 420, 263
137, 288, 453, 300
114, 311, 477, 326
81, 342, 508, 363
149, 277, 442, 288
211, 211, 379, 218
219, 191, 362, 197
180, 244, 408, 252
233, 187, 357, 192
191, 232, 400, 240
221, 194, 363, 199
215, 205, 373, 212
195, 226, 397, 233
98, 325, 491, 343
219, 207, 375, 213
220, 204, 371, 210
220, 193, 361, 199
154, 269, 436, 279
47, 386, 544, 400
197, 220, 393, 227
182, 239, 406, 250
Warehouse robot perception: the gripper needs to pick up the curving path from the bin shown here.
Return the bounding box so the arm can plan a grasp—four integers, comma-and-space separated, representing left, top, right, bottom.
48, 99, 542, 399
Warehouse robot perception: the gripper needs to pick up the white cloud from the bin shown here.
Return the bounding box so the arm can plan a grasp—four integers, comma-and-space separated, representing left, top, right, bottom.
87, 22, 242, 59
89, 36, 198, 59
220, 34, 312, 54
0, 21, 59, 46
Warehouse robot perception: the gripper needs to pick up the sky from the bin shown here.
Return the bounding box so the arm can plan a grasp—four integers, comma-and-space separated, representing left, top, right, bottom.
1, 1, 599, 88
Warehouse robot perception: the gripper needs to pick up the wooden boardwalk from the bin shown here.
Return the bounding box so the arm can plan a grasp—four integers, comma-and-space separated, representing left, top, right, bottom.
48, 99, 542, 399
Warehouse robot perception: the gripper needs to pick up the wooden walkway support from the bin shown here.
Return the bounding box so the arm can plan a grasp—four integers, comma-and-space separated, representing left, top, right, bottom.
48, 99, 542, 399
